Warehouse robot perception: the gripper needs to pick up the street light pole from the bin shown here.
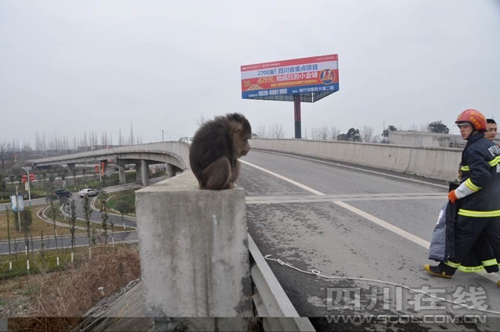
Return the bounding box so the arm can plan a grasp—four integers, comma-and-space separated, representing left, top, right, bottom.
21, 167, 32, 207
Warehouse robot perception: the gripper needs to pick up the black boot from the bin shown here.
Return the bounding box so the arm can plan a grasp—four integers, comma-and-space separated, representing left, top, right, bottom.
424, 263, 456, 279
485, 265, 499, 273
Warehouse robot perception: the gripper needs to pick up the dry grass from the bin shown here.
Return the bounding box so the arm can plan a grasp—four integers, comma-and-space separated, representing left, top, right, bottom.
0, 207, 84, 241
3, 245, 141, 331
33, 245, 141, 317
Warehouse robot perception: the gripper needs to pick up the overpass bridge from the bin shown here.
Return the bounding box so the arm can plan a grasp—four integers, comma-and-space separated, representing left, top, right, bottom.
28, 142, 190, 186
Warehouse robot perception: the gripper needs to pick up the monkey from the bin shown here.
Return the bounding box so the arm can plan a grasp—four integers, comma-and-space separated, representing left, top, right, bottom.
189, 113, 252, 190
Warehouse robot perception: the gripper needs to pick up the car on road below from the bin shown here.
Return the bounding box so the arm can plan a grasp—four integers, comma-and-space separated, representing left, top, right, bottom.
46, 189, 72, 201
78, 188, 99, 198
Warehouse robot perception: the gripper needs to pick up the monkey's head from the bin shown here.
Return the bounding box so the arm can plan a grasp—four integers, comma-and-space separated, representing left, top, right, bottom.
227, 113, 252, 157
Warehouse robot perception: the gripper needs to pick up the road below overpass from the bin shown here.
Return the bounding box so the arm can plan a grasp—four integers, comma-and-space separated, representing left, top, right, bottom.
0, 231, 137, 255
0, 179, 165, 254
238, 149, 500, 330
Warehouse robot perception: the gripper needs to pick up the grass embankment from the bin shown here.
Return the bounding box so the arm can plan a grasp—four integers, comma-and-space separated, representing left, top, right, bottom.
94, 189, 137, 217
1, 244, 141, 325
0, 207, 82, 241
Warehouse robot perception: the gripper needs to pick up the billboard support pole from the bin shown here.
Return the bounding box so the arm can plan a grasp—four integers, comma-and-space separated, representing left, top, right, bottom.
294, 95, 302, 139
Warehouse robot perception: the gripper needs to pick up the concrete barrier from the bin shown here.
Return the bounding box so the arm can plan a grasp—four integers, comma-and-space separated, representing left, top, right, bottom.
135, 171, 252, 318
406, 147, 460, 182
250, 139, 461, 182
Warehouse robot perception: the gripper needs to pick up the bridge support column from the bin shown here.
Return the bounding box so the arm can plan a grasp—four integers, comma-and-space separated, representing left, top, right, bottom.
165, 163, 174, 178
141, 160, 149, 186
135, 162, 142, 184
136, 171, 252, 319
118, 165, 126, 184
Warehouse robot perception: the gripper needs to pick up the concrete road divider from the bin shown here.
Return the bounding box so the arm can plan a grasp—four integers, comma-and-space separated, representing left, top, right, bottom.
250, 139, 461, 182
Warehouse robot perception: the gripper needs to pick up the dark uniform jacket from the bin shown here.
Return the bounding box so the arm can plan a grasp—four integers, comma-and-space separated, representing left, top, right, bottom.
459, 132, 500, 217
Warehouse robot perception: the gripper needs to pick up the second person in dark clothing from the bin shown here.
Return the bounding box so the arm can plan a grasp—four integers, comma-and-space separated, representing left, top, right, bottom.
424, 109, 500, 278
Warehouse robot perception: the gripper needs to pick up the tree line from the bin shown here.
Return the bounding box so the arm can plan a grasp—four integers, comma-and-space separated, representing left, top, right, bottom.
254, 120, 450, 142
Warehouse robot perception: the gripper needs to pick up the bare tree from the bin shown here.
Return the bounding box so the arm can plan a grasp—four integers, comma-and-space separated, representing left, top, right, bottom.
319, 126, 329, 140
129, 123, 134, 145
420, 122, 430, 132
48, 196, 58, 251
361, 126, 374, 143
310, 127, 319, 140
0, 140, 11, 175
256, 125, 267, 138
115, 200, 132, 230
118, 128, 123, 145
311, 126, 330, 140
99, 191, 109, 245
269, 124, 285, 139
330, 127, 341, 141
0, 141, 11, 198
83, 194, 93, 247
408, 123, 419, 131
70, 199, 76, 252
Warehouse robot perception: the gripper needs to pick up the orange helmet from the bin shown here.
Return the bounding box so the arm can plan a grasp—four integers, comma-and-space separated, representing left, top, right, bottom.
455, 109, 487, 132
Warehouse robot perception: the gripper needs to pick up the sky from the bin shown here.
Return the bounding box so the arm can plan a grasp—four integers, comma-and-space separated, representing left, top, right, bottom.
1, 0, 499, 146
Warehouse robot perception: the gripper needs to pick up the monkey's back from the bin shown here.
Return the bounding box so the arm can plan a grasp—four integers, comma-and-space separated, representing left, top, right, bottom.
189, 119, 233, 178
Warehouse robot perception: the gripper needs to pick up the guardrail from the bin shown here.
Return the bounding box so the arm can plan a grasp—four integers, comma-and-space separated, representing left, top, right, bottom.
249, 235, 316, 331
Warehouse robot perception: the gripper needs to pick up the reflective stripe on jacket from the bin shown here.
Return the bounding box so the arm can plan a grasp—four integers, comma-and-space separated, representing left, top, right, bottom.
458, 133, 500, 217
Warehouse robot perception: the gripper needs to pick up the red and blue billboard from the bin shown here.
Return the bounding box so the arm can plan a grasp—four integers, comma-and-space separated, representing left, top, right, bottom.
241, 54, 339, 103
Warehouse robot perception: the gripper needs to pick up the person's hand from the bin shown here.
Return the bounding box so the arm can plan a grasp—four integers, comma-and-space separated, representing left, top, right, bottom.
448, 190, 458, 204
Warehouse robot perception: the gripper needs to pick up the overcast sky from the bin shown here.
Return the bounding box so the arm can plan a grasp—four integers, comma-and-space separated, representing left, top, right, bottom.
1, 0, 499, 146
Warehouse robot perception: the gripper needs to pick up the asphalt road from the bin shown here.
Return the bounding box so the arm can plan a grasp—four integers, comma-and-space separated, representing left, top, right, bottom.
0, 231, 137, 255
0, 178, 165, 255
238, 150, 500, 331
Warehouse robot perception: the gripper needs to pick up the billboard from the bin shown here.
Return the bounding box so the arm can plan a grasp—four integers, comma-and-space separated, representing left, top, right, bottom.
11, 195, 24, 212
241, 54, 339, 103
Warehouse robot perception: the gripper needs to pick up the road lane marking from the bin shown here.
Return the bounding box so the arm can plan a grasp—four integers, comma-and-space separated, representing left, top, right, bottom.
332, 200, 430, 248
245, 192, 445, 204
246, 195, 444, 205
241, 159, 500, 283
242, 159, 432, 247
249, 150, 449, 189
241, 160, 325, 195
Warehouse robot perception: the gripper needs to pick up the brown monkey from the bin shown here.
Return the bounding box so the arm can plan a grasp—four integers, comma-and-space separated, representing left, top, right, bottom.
189, 113, 252, 190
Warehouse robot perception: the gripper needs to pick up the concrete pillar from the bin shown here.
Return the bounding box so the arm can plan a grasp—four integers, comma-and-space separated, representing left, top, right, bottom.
118, 165, 126, 184
135, 162, 142, 184
141, 160, 149, 187
135, 171, 252, 318
165, 163, 174, 178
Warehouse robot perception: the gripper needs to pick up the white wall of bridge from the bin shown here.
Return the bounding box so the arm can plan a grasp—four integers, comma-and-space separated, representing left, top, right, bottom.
250, 139, 461, 182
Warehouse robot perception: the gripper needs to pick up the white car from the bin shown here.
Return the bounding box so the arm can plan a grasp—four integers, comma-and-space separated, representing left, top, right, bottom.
179, 136, 194, 144
78, 188, 99, 198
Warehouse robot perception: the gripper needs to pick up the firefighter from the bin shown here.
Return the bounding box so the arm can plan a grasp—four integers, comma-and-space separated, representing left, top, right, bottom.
486, 119, 498, 143
424, 109, 500, 278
